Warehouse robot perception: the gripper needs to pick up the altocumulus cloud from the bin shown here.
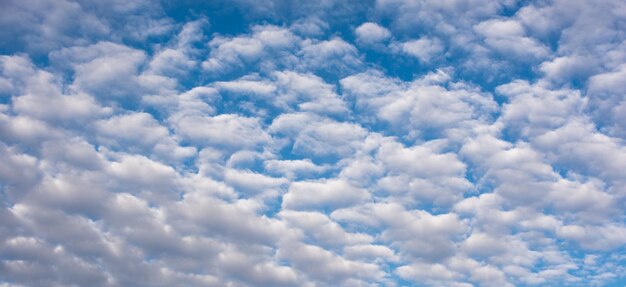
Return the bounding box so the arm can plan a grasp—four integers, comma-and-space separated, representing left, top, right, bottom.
1, 0, 626, 286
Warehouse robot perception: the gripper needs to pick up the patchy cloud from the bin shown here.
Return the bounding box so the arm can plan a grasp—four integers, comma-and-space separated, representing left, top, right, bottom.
1, 0, 626, 286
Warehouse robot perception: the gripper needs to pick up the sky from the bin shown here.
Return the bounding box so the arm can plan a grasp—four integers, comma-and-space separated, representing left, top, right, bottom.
0, 0, 625, 286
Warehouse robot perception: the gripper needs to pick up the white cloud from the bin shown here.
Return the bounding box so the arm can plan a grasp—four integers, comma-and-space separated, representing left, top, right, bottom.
474, 19, 550, 61
2, 0, 626, 286
556, 224, 626, 251
341, 69, 497, 141
50, 41, 177, 102
533, 120, 626, 187
586, 64, 626, 137
215, 71, 348, 115
216, 76, 277, 97
377, 140, 466, 178
496, 80, 583, 138
0, 0, 110, 54
277, 241, 385, 285
1, 55, 111, 123
270, 112, 368, 158
373, 203, 467, 262
224, 168, 287, 197
202, 24, 364, 79
298, 38, 364, 76
202, 25, 300, 75
147, 19, 205, 78
396, 262, 465, 286
263, 159, 328, 179
272, 71, 348, 115
94, 112, 169, 147
539, 55, 595, 82
282, 179, 371, 211
0, 143, 41, 198
343, 244, 396, 261
398, 37, 444, 62
170, 113, 271, 150
355, 22, 391, 46
279, 210, 373, 248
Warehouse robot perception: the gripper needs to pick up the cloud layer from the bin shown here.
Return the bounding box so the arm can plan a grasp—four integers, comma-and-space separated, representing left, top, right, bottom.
1, 0, 625, 286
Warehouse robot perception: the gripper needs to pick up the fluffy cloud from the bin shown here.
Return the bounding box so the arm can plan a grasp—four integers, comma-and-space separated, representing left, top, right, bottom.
354, 22, 391, 46
202, 25, 300, 75
397, 37, 445, 63
1, 0, 626, 286
170, 113, 271, 150
49, 41, 177, 103
282, 179, 371, 211
341, 69, 497, 141
216, 70, 348, 115
1, 55, 111, 123
473, 19, 550, 61
586, 64, 626, 137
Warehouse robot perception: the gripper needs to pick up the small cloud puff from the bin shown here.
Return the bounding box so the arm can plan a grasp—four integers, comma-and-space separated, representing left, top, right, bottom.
355, 22, 391, 46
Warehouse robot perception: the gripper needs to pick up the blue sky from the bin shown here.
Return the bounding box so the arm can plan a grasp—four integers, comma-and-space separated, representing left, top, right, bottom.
1, 0, 626, 286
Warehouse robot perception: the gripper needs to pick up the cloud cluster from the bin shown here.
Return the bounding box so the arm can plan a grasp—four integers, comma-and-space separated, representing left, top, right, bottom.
1, 0, 625, 286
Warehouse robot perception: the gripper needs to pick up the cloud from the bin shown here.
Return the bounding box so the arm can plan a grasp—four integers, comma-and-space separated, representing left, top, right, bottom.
354, 22, 391, 46
170, 113, 271, 150
263, 158, 328, 179
586, 64, 626, 137
473, 19, 550, 61
216, 70, 348, 115
0, 143, 42, 200
201, 25, 301, 75
341, 69, 497, 141
270, 112, 368, 158
279, 210, 373, 248
375, 203, 468, 262
94, 113, 168, 147
298, 38, 364, 77
0, 0, 109, 54
496, 80, 583, 138
50, 42, 177, 103
1, 55, 111, 123
397, 37, 445, 62
282, 179, 371, 211
1, 0, 626, 286
146, 19, 207, 78
277, 241, 385, 285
